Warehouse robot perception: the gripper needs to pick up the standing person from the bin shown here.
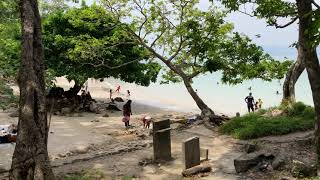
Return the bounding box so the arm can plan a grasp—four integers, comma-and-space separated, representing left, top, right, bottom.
115, 85, 121, 93
109, 89, 113, 100
258, 98, 263, 109
127, 90, 131, 99
245, 93, 255, 113
122, 100, 132, 127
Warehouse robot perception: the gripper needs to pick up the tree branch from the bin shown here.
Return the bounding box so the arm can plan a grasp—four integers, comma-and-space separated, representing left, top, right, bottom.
150, 30, 166, 48
312, 0, 320, 9
83, 58, 142, 69
272, 16, 298, 28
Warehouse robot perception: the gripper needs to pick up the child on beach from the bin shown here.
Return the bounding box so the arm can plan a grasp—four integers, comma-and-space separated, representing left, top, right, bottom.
142, 116, 152, 129
116, 85, 121, 93
122, 100, 132, 128
258, 98, 263, 109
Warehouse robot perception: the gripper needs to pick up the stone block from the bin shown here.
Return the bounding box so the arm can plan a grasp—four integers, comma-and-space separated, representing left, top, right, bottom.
183, 136, 200, 169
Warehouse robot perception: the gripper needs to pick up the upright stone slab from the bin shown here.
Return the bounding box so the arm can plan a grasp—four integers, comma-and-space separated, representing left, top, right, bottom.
153, 119, 171, 162
183, 137, 200, 169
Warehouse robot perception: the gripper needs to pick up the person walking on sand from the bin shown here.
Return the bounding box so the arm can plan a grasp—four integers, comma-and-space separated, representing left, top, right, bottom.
245, 93, 255, 113
115, 85, 121, 93
122, 100, 132, 128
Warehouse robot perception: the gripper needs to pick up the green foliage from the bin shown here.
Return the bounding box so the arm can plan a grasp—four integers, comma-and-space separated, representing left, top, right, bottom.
0, 79, 18, 110
217, 0, 297, 26
280, 101, 315, 118
43, 5, 161, 86
219, 102, 315, 139
103, 0, 291, 86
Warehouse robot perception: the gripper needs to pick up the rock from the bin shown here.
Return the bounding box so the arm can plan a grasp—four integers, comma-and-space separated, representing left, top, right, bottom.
244, 143, 256, 153
291, 159, 317, 178
71, 146, 90, 154
236, 112, 240, 117
106, 104, 121, 111
280, 177, 290, 180
9, 110, 19, 117
91, 119, 100, 122
234, 151, 274, 173
102, 113, 109, 117
182, 164, 212, 177
61, 107, 71, 115
272, 154, 286, 170
114, 97, 124, 102
89, 102, 98, 112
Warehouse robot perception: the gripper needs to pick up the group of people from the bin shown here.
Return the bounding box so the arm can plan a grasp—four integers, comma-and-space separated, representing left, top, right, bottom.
245, 93, 263, 113
121, 99, 152, 128
109, 85, 131, 101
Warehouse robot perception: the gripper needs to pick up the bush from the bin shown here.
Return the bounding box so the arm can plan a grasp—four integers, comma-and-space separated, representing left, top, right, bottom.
0, 79, 18, 110
219, 102, 315, 140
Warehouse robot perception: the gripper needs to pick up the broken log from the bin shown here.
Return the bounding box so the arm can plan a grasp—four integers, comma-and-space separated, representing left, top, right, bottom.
182, 164, 212, 177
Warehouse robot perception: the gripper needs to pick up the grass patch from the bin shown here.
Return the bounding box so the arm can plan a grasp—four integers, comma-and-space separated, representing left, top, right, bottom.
219, 102, 315, 140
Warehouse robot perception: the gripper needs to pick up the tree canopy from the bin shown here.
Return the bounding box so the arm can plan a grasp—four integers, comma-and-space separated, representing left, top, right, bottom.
102, 0, 291, 116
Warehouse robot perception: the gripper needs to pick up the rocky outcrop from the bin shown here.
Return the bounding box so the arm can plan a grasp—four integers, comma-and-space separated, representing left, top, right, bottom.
291, 159, 317, 178
114, 97, 124, 102
234, 151, 274, 173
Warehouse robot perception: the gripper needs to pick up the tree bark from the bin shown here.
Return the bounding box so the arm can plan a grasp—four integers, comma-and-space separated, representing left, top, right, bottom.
183, 78, 214, 117
296, 0, 320, 167
282, 54, 305, 103
10, 0, 55, 179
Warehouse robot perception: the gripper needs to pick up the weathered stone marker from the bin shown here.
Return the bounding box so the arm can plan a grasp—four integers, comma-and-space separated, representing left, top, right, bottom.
183, 137, 200, 169
200, 148, 209, 161
153, 119, 171, 162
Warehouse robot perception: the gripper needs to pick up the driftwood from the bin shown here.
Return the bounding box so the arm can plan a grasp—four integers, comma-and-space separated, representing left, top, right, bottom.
182, 164, 212, 177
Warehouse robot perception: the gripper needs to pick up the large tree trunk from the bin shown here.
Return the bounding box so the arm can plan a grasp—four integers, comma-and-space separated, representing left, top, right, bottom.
10, 0, 55, 179
296, 0, 320, 167
183, 78, 214, 117
282, 54, 305, 103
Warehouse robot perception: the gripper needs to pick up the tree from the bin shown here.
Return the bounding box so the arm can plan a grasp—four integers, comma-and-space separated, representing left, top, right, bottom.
42, 5, 160, 93
219, 0, 320, 168
217, 0, 307, 104
296, 0, 320, 167
102, 0, 291, 118
10, 0, 55, 179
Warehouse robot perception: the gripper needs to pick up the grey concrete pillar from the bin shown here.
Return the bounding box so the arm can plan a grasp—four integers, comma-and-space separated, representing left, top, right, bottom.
182, 136, 200, 169
153, 119, 171, 162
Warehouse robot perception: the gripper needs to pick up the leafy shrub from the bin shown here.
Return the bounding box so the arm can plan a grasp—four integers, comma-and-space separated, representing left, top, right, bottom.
219, 102, 315, 139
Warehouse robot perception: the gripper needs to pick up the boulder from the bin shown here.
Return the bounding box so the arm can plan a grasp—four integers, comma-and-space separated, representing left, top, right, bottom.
244, 143, 256, 153
106, 104, 122, 111
114, 97, 124, 102
61, 107, 72, 115
234, 151, 274, 173
102, 113, 109, 117
291, 160, 317, 178
9, 111, 19, 118
271, 154, 286, 170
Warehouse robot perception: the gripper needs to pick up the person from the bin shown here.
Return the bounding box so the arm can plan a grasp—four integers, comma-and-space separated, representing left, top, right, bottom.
127, 90, 131, 99
109, 89, 113, 100
116, 85, 121, 93
258, 98, 263, 109
122, 100, 132, 127
255, 102, 259, 110
245, 93, 255, 113
142, 116, 152, 129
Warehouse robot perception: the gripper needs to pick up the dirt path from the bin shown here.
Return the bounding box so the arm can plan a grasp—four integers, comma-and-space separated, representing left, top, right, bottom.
48, 123, 246, 180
